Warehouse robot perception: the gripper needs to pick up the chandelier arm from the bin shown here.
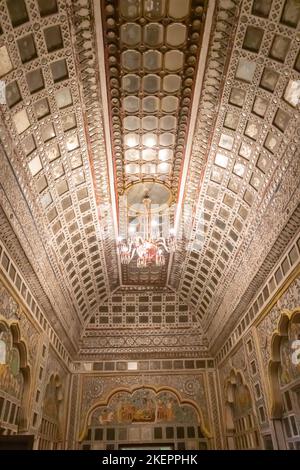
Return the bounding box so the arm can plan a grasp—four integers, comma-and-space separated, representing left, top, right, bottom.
158, 239, 170, 253
136, 236, 143, 245
127, 241, 137, 262
119, 189, 176, 266
129, 247, 136, 262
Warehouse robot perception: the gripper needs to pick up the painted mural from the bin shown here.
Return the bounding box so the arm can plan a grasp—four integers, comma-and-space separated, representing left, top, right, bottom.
0, 325, 23, 399
90, 389, 199, 426
279, 322, 300, 386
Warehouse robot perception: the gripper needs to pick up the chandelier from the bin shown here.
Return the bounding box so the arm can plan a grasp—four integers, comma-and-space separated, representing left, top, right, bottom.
117, 191, 176, 268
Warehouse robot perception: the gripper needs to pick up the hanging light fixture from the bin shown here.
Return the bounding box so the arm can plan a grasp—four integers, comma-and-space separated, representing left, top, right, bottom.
117, 191, 176, 268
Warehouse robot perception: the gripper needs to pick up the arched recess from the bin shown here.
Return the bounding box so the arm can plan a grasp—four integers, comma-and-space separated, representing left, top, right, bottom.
38, 373, 64, 450
0, 319, 31, 434
80, 385, 211, 450
268, 308, 300, 449
224, 369, 261, 450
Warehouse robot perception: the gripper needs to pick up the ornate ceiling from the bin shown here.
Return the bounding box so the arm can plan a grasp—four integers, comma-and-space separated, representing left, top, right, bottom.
0, 0, 299, 359
81, 287, 208, 360
102, 0, 207, 193
97, 0, 209, 285
0, 0, 119, 333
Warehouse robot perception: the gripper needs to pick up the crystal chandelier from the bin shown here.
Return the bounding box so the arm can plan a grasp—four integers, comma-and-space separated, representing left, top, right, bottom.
117, 192, 176, 268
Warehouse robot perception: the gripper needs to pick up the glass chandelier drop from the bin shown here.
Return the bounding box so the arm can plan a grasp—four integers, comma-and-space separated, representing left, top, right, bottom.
117, 193, 176, 268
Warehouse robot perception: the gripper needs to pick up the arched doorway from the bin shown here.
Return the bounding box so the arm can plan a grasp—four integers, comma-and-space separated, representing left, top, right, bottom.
224, 369, 261, 449
0, 320, 30, 435
268, 308, 300, 449
37, 374, 64, 449
80, 386, 211, 450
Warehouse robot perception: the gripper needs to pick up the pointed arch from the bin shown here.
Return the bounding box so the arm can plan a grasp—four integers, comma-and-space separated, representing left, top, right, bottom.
38, 372, 64, 449
0, 319, 31, 432
268, 308, 300, 418
223, 368, 260, 449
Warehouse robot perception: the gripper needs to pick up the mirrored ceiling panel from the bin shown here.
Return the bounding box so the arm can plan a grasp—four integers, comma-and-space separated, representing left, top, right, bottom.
103, 0, 207, 195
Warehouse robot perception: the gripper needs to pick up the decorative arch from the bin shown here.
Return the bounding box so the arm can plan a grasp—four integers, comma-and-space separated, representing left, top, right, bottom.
224, 369, 253, 427
79, 385, 211, 442
43, 373, 64, 422
268, 308, 300, 419
0, 319, 31, 432
224, 368, 260, 450
38, 372, 64, 449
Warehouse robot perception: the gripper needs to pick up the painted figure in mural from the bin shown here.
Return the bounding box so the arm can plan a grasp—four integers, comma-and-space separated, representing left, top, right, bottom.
156, 393, 175, 422
119, 402, 135, 422
157, 399, 168, 421
115, 391, 156, 423
92, 389, 198, 428
0, 330, 23, 399
98, 408, 115, 425
289, 323, 300, 378
133, 395, 155, 422
0, 362, 23, 398
166, 398, 175, 421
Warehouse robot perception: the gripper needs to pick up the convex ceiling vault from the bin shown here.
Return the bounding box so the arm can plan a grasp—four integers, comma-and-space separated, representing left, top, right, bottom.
96, 0, 209, 286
